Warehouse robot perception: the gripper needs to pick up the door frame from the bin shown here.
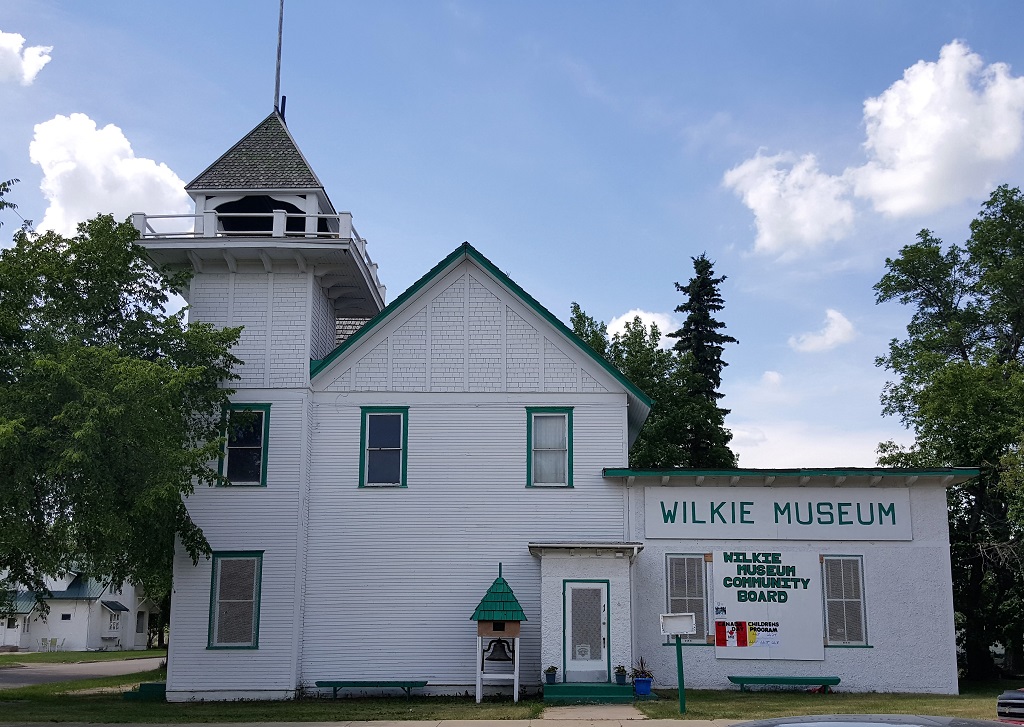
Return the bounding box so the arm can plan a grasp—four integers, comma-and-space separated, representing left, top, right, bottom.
562, 579, 611, 682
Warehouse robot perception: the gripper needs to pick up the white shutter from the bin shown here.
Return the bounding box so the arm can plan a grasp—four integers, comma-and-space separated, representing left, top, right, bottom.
667, 555, 707, 640
823, 556, 866, 644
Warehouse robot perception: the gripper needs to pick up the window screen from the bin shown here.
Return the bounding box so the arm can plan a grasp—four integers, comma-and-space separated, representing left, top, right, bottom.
210, 553, 262, 648
822, 555, 866, 645
366, 413, 403, 484
667, 554, 708, 641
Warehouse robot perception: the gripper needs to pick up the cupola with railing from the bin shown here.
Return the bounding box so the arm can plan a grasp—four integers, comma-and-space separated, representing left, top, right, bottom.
133, 110, 387, 386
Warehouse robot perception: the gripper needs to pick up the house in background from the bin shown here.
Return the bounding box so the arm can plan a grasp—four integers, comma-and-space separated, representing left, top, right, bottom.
133, 110, 977, 702
1, 573, 157, 652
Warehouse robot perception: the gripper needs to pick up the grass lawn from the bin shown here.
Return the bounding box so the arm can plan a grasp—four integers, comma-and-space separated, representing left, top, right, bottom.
0, 649, 167, 666
0, 670, 1014, 723
638, 680, 1011, 720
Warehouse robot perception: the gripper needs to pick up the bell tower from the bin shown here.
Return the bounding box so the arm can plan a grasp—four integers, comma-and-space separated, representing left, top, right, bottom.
134, 111, 386, 389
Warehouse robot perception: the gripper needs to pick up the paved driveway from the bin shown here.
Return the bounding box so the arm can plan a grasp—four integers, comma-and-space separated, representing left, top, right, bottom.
0, 656, 164, 690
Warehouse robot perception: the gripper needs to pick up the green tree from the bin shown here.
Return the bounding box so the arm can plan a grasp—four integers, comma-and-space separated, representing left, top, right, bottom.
874, 185, 1024, 679
668, 254, 738, 467
570, 305, 707, 470
0, 215, 241, 612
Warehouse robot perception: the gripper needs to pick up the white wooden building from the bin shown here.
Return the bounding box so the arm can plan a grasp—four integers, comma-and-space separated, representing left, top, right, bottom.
135, 112, 977, 701
2, 574, 155, 652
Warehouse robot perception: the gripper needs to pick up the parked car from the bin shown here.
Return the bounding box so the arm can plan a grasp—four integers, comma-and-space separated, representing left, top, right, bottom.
998, 688, 1024, 724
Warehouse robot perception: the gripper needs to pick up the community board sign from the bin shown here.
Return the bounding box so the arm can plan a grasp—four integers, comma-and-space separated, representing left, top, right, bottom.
713, 550, 824, 660
645, 487, 912, 540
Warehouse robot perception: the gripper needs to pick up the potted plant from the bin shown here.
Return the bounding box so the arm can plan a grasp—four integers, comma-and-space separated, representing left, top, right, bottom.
630, 657, 654, 696
544, 665, 558, 685
614, 664, 628, 686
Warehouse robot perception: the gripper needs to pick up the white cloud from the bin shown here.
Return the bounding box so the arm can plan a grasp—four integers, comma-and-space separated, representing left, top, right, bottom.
607, 309, 679, 349
30, 113, 190, 235
761, 370, 782, 387
724, 41, 1024, 256
850, 41, 1024, 217
0, 30, 52, 85
729, 420, 912, 468
722, 151, 854, 256
788, 309, 856, 353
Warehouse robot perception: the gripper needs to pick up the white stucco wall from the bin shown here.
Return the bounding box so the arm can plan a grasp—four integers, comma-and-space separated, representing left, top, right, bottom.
626, 481, 959, 694
536, 548, 634, 681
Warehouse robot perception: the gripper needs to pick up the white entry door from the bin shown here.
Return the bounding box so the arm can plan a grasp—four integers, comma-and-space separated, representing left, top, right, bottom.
564, 581, 608, 682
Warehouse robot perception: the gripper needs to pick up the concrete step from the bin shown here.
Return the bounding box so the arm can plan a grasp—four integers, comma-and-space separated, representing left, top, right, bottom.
543, 681, 635, 704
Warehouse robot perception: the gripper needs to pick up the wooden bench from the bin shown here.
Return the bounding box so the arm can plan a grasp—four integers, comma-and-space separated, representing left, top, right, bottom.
315, 680, 428, 699
728, 676, 840, 693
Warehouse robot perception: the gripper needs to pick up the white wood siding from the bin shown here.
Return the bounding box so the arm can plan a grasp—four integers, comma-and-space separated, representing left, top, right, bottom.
319, 263, 627, 400
167, 393, 306, 696
189, 273, 315, 390
310, 282, 335, 361
301, 395, 628, 687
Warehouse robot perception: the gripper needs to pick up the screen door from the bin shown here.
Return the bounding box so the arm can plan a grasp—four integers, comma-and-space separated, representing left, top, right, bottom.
564, 582, 608, 682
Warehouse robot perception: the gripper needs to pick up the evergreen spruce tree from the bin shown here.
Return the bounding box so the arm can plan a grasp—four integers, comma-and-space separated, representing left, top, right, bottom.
668, 253, 738, 467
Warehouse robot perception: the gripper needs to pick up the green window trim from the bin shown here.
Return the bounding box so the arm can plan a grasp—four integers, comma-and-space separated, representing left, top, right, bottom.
207, 551, 263, 650
526, 407, 573, 488
359, 406, 409, 488
218, 404, 271, 487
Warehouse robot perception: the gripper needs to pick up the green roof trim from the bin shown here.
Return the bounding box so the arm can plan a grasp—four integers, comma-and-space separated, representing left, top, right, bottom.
470, 564, 527, 622
602, 466, 981, 478
310, 242, 653, 411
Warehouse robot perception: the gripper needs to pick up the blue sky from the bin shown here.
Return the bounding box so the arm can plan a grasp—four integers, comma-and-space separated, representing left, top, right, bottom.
4, 1, 1024, 466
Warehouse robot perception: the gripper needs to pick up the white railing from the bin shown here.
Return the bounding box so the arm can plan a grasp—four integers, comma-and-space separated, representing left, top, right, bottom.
131, 210, 358, 241
132, 210, 383, 298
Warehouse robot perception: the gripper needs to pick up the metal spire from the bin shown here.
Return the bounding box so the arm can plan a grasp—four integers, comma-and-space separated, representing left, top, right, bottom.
273, 0, 284, 112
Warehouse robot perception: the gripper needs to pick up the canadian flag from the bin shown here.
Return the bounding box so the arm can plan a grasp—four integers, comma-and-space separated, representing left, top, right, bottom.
715, 621, 748, 647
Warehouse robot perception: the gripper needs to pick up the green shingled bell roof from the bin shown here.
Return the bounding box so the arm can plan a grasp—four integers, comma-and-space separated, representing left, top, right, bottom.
470, 564, 527, 622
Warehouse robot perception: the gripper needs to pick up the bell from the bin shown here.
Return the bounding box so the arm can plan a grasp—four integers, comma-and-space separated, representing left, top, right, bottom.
484, 638, 513, 662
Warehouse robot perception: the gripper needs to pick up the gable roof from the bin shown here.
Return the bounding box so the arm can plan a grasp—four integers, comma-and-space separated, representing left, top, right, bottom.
186, 111, 326, 192
470, 564, 527, 622
309, 243, 653, 437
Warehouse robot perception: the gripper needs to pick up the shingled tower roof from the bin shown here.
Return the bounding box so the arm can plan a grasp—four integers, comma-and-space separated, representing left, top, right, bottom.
186, 111, 325, 192
470, 563, 527, 622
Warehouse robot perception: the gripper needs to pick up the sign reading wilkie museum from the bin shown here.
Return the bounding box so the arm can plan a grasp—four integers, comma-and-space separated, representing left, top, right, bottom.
645, 487, 912, 540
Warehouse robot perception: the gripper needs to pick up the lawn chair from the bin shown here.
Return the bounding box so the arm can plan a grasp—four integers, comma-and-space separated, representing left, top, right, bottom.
40, 637, 49, 652
49, 637, 58, 651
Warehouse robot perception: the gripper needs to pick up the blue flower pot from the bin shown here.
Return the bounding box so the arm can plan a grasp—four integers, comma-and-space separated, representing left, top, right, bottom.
633, 677, 653, 696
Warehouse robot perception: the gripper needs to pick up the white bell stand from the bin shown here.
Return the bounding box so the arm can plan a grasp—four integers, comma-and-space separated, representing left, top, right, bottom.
475, 635, 520, 703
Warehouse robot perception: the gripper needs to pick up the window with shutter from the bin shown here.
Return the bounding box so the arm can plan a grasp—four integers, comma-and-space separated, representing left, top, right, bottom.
220, 404, 271, 487
209, 552, 263, 648
526, 407, 573, 487
360, 407, 409, 487
822, 555, 867, 645
666, 554, 709, 642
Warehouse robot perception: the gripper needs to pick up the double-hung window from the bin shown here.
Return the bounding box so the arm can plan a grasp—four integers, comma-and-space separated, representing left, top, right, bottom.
209, 552, 263, 649
221, 404, 271, 486
526, 407, 573, 487
360, 407, 408, 487
822, 555, 867, 645
666, 554, 710, 643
